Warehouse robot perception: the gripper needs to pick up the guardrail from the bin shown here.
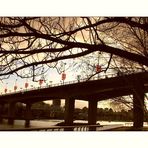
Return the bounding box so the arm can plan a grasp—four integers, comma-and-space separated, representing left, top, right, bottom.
124, 122, 133, 127
0, 73, 116, 96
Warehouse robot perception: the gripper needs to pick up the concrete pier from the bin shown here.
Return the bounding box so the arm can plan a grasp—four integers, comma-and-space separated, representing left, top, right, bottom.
25, 103, 32, 127
88, 99, 98, 131
133, 83, 144, 129
8, 102, 16, 125
64, 98, 75, 131
0, 104, 3, 123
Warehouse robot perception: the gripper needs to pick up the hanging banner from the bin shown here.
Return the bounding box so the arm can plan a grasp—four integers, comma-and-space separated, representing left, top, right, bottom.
62, 73, 66, 80
14, 85, 17, 91
39, 79, 44, 85
96, 64, 101, 72
25, 82, 29, 88
4, 88, 7, 93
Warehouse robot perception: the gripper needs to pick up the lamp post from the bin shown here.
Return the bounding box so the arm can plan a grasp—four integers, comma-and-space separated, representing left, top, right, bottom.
96, 51, 101, 79
77, 75, 81, 82
61, 62, 66, 84
49, 81, 52, 87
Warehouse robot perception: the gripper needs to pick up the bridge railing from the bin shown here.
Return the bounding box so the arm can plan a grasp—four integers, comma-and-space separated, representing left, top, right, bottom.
0, 124, 103, 131
0, 73, 118, 96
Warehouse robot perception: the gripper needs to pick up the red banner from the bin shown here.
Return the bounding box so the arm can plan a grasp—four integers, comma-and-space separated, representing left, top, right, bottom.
96, 65, 101, 72
25, 82, 29, 88
62, 73, 66, 80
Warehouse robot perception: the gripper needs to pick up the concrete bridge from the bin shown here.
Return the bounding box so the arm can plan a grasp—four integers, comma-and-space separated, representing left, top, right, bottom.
0, 72, 148, 130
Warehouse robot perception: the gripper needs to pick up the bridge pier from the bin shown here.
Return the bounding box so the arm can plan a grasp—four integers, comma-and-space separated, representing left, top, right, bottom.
25, 103, 32, 128
64, 98, 75, 131
133, 83, 144, 129
8, 102, 16, 125
88, 99, 98, 131
0, 104, 3, 123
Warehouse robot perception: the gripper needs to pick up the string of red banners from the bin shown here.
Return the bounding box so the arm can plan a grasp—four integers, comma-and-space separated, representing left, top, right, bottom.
3, 64, 101, 93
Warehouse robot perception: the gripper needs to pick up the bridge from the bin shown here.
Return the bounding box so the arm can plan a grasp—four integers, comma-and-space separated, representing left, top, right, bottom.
0, 71, 148, 130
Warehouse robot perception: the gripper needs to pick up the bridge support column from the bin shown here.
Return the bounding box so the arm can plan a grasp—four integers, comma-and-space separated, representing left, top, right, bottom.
88, 99, 98, 131
0, 104, 3, 123
133, 83, 144, 129
8, 102, 16, 125
25, 103, 32, 128
64, 98, 75, 131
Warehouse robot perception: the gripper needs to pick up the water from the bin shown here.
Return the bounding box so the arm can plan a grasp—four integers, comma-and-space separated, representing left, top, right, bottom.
0, 119, 64, 129
0, 119, 148, 129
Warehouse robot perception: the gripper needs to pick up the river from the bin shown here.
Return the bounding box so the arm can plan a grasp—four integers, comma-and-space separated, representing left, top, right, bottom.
0, 119, 138, 129
0, 119, 148, 130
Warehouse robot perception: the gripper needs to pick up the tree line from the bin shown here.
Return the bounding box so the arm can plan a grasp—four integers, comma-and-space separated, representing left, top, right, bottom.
0, 102, 148, 122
